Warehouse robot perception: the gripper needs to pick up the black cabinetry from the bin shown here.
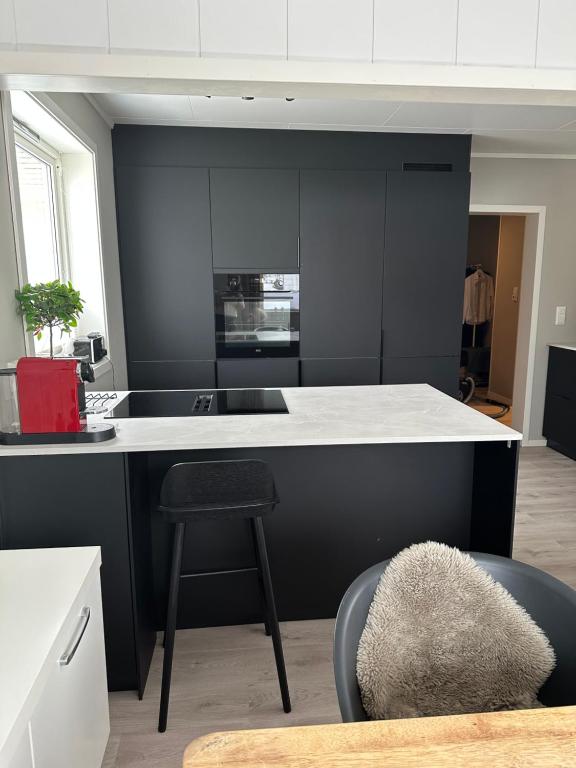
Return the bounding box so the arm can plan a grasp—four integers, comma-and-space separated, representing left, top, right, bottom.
382, 170, 470, 358
381, 356, 460, 396
115, 166, 215, 390
380, 170, 470, 397
216, 359, 299, 388
543, 346, 576, 458
300, 358, 380, 387
114, 128, 472, 392
210, 168, 299, 271
0, 454, 149, 693
299, 170, 386, 360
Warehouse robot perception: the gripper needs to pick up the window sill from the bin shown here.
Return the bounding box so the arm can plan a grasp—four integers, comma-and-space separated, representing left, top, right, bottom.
92, 357, 112, 380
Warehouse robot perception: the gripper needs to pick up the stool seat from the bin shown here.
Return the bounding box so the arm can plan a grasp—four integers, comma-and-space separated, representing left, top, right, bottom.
159, 497, 277, 523
156, 458, 291, 732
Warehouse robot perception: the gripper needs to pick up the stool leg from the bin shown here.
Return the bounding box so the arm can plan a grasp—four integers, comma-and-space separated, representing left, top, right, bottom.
158, 522, 186, 733
250, 518, 271, 636
252, 517, 291, 713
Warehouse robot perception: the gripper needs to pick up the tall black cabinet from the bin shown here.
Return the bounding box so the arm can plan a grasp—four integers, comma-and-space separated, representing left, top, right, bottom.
381, 171, 470, 395
299, 170, 386, 386
113, 127, 471, 394
115, 166, 216, 390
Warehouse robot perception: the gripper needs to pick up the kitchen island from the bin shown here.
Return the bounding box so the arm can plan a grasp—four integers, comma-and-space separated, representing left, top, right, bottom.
0, 384, 521, 696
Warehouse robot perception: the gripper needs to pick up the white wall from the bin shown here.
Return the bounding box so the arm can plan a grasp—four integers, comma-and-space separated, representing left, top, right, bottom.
0, 96, 25, 366
61, 152, 107, 337
1, 0, 575, 71
35, 92, 128, 388
471, 157, 576, 440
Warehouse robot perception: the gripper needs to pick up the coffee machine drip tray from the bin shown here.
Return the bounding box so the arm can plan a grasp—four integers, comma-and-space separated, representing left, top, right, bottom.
0, 423, 116, 445
105, 389, 289, 419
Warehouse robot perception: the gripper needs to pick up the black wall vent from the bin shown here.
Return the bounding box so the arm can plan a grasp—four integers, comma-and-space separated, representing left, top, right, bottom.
403, 162, 453, 172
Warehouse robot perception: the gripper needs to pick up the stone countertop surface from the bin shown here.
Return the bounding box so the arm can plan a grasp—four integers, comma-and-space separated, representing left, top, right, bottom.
0, 384, 521, 457
548, 342, 576, 351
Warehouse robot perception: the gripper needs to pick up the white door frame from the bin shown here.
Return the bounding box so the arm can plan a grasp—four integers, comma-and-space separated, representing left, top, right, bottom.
469, 204, 546, 444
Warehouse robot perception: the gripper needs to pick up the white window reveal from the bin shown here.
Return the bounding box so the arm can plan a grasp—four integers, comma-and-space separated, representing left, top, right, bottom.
10, 92, 108, 365
14, 133, 69, 354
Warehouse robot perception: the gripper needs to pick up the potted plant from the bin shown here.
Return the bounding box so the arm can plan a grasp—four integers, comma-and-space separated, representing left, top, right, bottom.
15, 280, 85, 358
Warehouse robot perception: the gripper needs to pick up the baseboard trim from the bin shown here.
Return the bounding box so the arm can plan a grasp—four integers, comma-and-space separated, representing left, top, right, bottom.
522, 439, 547, 447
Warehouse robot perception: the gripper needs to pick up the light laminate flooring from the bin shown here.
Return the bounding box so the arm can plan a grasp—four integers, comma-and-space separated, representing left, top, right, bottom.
103, 446, 576, 768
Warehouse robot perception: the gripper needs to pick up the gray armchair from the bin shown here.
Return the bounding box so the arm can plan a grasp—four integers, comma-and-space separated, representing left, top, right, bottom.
334, 553, 576, 722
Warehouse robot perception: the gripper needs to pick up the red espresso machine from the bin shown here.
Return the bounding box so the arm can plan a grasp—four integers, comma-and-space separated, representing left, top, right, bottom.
0, 357, 115, 444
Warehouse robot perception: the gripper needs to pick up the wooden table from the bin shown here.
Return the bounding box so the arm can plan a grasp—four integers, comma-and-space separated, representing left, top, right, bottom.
183, 706, 576, 767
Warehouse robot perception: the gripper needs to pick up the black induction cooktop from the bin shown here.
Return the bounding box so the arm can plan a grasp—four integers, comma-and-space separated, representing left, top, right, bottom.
104, 389, 288, 419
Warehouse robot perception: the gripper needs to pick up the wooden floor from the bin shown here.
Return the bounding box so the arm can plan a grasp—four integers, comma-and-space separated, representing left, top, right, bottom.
103, 446, 576, 768
467, 388, 513, 427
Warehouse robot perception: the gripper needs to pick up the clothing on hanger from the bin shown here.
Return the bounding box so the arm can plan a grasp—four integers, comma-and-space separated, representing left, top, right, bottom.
463, 267, 494, 325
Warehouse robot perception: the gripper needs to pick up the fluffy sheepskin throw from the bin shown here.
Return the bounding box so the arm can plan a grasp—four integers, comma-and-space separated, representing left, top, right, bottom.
356, 542, 556, 720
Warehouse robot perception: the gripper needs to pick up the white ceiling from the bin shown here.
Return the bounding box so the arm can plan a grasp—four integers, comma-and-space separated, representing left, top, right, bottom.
91, 94, 576, 155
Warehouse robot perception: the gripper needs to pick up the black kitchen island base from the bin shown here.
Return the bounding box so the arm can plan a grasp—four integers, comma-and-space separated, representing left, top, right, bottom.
0, 439, 518, 695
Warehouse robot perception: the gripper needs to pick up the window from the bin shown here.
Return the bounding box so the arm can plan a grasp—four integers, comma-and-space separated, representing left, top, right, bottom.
14, 132, 68, 354
10, 91, 109, 366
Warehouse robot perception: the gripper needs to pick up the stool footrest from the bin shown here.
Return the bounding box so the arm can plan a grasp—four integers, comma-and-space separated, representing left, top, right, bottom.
180, 566, 258, 579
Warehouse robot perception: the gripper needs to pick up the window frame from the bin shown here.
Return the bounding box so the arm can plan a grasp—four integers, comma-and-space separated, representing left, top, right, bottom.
13, 129, 72, 355
13, 128, 71, 285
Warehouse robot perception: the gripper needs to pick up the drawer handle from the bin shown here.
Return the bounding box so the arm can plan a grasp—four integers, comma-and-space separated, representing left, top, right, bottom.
59, 607, 90, 666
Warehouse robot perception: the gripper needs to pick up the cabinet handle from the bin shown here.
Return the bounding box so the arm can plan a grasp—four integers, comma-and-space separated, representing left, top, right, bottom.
59, 607, 90, 666
297, 236, 300, 269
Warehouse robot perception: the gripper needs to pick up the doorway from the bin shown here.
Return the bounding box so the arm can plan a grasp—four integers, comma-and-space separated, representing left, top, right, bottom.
463, 205, 546, 440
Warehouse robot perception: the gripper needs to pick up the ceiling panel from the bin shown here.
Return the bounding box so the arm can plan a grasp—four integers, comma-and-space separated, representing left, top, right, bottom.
188, 97, 402, 126
93, 94, 194, 121
472, 130, 576, 155
457, 0, 539, 67
199, 0, 287, 58
91, 93, 576, 154
108, 0, 199, 54
387, 102, 576, 130
373, 0, 457, 64
287, 0, 373, 62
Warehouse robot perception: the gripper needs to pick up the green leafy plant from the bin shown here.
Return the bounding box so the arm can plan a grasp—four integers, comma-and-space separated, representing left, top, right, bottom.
15, 281, 85, 358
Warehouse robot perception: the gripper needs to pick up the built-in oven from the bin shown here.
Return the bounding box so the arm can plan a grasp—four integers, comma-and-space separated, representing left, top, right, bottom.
214, 273, 300, 358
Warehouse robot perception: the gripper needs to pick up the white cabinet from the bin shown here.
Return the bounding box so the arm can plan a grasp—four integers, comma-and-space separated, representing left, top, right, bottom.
30, 575, 109, 768
0, 548, 109, 768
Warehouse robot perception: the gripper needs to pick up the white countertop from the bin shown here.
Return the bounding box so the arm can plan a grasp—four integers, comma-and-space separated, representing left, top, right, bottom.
548, 342, 576, 352
0, 384, 521, 457
0, 546, 101, 758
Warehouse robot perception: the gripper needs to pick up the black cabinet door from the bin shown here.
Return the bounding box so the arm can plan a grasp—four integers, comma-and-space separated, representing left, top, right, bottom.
210, 168, 299, 271
0, 454, 138, 692
300, 358, 380, 387
299, 170, 386, 358
129, 361, 216, 390
543, 348, 576, 455
382, 171, 470, 358
381, 356, 460, 397
545, 347, 576, 400
216, 359, 299, 388
115, 166, 215, 364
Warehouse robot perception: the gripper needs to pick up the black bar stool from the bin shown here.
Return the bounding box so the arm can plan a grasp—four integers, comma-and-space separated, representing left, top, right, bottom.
157, 459, 291, 732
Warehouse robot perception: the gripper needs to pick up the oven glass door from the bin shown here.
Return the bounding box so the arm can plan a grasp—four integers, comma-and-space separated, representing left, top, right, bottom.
215, 274, 299, 358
